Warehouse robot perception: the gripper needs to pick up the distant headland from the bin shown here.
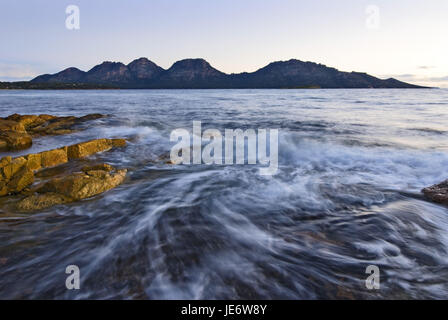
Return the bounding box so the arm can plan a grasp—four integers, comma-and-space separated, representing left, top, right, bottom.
0, 58, 427, 89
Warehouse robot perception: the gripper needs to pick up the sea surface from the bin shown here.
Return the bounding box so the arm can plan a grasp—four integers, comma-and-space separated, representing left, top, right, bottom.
0, 89, 448, 299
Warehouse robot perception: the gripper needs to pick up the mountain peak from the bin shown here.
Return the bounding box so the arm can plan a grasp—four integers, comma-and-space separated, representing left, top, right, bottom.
127, 57, 160, 68
128, 57, 151, 64
31, 67, 85, 83
160, 59, 225, 87
88, 61, 125, 72
62, 67, 83, 72
127, 58, 164, 80
85, 61, 131, 83
168, 58, 217, 71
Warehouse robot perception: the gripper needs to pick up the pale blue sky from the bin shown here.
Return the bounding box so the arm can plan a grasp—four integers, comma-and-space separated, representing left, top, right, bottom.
1, 0, 447, 87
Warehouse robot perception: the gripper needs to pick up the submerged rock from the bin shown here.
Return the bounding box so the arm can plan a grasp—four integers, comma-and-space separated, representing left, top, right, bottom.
422, 180, 448, 205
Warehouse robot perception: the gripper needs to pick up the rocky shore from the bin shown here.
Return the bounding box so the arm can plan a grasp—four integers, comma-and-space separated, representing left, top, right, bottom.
0, 113, 446, 213
0, 113, 127, 211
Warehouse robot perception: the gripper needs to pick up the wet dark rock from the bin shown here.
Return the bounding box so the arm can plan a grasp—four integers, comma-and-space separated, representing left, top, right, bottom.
422, 180, 448, 205
81, 163, 114, 173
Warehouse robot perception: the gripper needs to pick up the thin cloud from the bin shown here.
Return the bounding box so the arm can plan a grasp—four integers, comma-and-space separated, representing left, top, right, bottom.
390, 74, 415, 79
429, 75, 448, 81
378, 74, 448, 88
417, 66, 435, 70
0, 62, 42, 81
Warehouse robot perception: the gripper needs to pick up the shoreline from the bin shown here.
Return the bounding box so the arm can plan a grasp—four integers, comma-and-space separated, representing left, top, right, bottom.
0, 87, 439, 91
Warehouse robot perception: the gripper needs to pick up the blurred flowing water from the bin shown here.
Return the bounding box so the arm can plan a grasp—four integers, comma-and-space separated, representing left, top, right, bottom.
0, 89, 448, 299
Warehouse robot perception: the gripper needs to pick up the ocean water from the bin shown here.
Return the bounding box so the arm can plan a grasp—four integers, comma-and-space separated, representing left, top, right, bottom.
0, 89, 448, 299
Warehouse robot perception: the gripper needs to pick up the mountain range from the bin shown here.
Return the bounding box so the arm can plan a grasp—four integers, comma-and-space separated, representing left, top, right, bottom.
10, 58, 426, 89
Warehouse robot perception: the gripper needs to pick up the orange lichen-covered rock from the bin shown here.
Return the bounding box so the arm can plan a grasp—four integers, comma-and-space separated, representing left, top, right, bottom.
67, 138, 126, 159
39, 148, 68, 168
36, 168, 126, 201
